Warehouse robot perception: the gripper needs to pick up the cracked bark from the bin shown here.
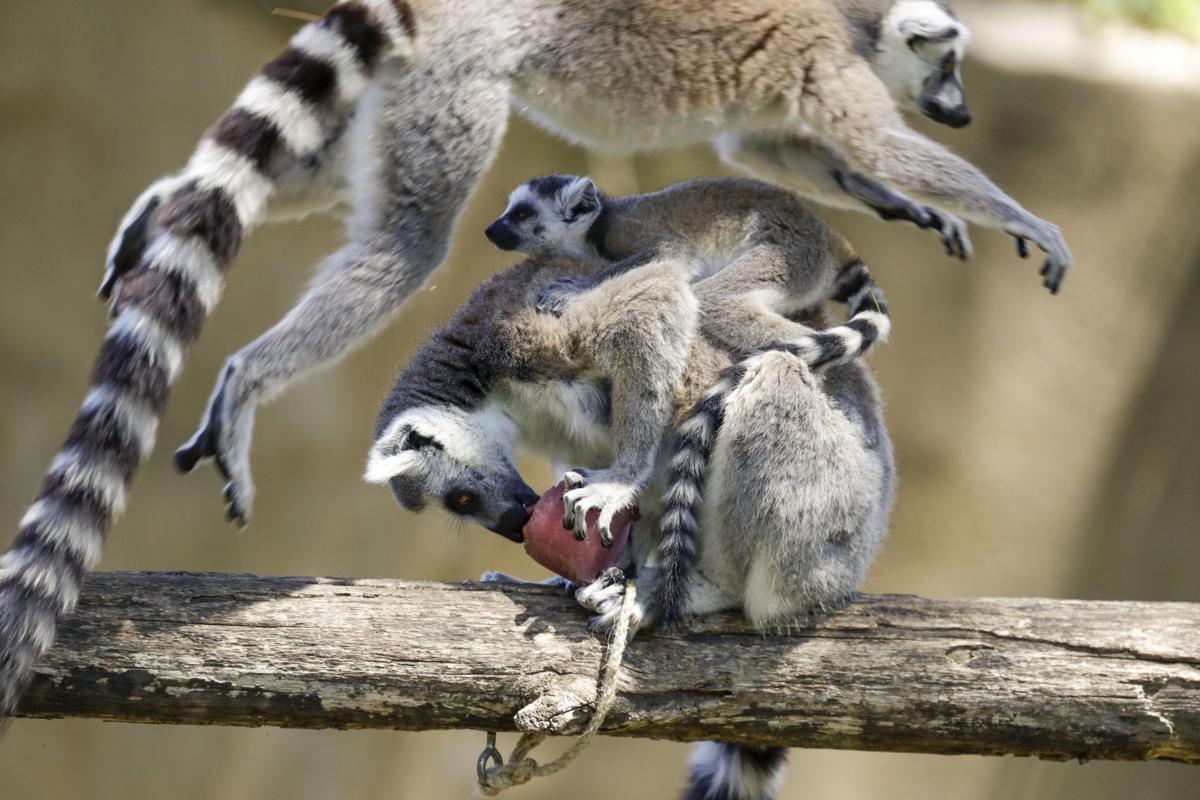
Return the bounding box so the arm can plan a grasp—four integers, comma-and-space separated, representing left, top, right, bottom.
15, 572, 1200, 764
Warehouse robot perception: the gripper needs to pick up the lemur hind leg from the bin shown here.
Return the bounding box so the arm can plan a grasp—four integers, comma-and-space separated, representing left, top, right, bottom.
693, 247, 890, 370
176, 68, 511, 525
703, 351, 892, 629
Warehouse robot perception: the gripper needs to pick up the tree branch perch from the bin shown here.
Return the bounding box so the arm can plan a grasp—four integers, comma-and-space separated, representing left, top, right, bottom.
16, 572, 1200, 763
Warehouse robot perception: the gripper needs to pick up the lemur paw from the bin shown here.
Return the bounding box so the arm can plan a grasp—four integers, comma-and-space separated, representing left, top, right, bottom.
1004, 219, 1072, 295
101, 174, 185, 301
925, 209, 973, 261
536, 277, 592, 317
575, 568, 646, 635
175, 363, 255, 528
560, 470, 639, 548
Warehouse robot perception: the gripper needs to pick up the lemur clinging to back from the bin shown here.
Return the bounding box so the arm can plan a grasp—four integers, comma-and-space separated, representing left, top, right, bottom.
2, 0, 1065, 718
363, 240, 894, 800
485, 174, 894, 362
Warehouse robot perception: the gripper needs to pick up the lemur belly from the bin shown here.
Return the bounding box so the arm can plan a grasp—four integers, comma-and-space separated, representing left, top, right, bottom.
499, 379, 615, 469
510, 79, 787, 153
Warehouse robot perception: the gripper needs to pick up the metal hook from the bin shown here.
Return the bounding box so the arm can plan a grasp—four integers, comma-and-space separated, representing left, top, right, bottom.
476, 731, 504, 785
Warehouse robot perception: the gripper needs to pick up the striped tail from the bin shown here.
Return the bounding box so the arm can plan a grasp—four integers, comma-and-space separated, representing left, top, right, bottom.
650, 260, 890, 630
683, 743, 787, 800
0, 1, 414, 718
797, 258, 890, 370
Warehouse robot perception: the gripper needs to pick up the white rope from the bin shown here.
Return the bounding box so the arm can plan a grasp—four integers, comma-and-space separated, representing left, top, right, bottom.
475, 582, 638, 795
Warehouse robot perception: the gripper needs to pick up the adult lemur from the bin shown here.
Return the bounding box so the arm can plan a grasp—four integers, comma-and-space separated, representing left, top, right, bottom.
1, 0, 1061, 718
363, 240, 893, 799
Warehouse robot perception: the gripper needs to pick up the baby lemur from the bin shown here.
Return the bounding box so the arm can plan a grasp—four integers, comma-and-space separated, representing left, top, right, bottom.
365, 246, 893, 800
488, 175, 891, 365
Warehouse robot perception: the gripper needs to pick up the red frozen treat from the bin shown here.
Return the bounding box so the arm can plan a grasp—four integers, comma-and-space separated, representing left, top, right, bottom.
522, 482, 634, 584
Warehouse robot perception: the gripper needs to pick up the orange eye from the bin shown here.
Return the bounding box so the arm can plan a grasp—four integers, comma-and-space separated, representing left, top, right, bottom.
456, 493, 473, 507
943, 59, 956, 77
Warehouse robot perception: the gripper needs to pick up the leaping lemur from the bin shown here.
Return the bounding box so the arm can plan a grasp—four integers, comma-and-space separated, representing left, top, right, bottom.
2, 0, 1063, 722
363, 245, 893, 800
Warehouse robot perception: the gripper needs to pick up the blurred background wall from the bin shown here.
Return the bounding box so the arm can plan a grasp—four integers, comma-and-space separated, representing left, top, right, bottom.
1, 1, 1197, 798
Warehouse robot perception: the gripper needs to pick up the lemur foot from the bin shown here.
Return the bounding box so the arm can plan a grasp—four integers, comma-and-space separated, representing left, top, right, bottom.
560, 470, 639, 547
175, 363, 255, 527
100, 175, 185, 300
925, 209, 973, 261
535, 276, 594, 317
1004, 219, 1072, 295
576, 567, 646, 634
479, 571, 576, 596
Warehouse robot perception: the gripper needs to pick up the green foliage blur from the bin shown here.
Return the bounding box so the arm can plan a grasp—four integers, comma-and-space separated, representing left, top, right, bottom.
1064, 0, 1200, 37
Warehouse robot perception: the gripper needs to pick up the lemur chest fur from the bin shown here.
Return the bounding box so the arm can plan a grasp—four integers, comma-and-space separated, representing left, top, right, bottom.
496, 378, 615, 468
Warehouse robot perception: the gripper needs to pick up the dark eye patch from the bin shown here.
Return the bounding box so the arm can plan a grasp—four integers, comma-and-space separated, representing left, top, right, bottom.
509, 202, 536, 222
444, 488, 482, 516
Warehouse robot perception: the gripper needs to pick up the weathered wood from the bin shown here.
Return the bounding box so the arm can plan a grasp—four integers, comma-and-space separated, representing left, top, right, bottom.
16, 572, 1200, 763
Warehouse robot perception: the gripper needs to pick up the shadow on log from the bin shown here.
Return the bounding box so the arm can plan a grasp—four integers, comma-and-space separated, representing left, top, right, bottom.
16, 572, 1200, 763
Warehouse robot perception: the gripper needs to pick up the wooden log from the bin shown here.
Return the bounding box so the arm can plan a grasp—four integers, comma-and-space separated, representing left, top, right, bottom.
15, 571, 1200, 763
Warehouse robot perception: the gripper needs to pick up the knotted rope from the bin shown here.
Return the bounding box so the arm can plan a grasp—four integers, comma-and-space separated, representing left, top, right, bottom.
475, 582, 638, 795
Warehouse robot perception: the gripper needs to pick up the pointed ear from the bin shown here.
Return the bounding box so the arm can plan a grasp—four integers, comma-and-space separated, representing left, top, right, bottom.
363, 423, 436, 484
901, 18, 961, 48
563, 177, 600, 214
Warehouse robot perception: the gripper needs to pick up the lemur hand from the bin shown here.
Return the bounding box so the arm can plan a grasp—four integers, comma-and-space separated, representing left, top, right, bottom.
100, 175, 186, 300
1004, 218, 1072, 295
835, 169, 971, 260
575, 567, 646, 635
924, 209, 972, 261
174, 362, 256, 527
536, 276, 594, 317
560, 469, 638, 548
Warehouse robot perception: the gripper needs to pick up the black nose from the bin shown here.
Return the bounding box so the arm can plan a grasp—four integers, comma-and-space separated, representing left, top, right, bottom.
945, 106, 971, 128
485, 222, 520, 251
515, 485, 540, 509
489, 504, 530, 543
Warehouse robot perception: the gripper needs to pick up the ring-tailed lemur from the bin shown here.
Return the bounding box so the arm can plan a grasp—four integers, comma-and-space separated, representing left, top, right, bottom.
2, 0, 1060, 719
486, 174, 895, 360
365, 248, 893, 800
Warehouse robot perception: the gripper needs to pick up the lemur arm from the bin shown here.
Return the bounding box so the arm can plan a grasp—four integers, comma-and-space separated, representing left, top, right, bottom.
810, 61, 1072, 293
552, 256, 699, 546
716, 129, 971, 261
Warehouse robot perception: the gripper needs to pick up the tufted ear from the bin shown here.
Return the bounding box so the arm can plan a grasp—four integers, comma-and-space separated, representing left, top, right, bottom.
896, 2, 963, 48
562, 176, 600, 216
363, 422, 438, 483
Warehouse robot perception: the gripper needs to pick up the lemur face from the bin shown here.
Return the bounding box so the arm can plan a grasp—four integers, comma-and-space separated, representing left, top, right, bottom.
365, 406, 539, 543
874, 1, 972, 129
485, 174, 602, 256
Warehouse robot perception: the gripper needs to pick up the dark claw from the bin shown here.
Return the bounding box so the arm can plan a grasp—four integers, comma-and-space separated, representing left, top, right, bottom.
600, 532, 614, 549
1015, 236, 1030, 259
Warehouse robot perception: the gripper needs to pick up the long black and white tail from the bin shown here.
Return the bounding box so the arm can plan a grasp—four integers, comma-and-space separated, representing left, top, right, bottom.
651, 260, 889, 629
683, 743, 787, 800
0, 1, 414, 719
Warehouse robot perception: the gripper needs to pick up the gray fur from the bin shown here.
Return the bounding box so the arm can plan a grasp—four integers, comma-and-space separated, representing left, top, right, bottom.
491, 175, 894, 368
3, 0, 1061, 731
370, 249, 894, 800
